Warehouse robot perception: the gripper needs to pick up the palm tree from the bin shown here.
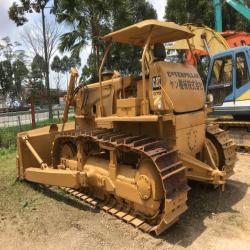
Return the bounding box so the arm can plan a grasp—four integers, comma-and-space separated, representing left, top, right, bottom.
55, 0, 157, 81
56, 0, 113, 75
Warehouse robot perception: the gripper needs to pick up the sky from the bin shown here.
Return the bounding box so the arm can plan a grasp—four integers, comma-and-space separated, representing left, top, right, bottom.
0, 0, 166, 89
0, 0, 54, 45
0, 0, 20, 41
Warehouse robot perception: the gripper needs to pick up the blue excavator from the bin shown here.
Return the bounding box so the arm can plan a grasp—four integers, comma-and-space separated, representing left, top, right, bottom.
213, 0, 250, 32
206, 46, 250, 149
207, 1, 250, 149
172, 1, 250, 149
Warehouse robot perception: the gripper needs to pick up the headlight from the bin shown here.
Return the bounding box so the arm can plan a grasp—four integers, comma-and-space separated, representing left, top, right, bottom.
207, 94, 213, 104
154, 96, 163, 110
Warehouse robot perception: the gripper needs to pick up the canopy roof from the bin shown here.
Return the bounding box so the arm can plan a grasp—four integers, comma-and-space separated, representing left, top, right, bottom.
102, 20, 194, 46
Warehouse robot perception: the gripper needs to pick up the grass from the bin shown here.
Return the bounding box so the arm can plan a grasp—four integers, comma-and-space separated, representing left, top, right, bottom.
0, 151, 92, 235
0, 145, 16, 157
0, 117, 74, 150
0, 153, 31, 216
0, 153, 55, 232
0, 116, 76, 218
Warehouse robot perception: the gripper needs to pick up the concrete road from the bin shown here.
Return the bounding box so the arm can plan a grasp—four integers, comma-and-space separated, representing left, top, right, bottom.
0, 109, 74, 128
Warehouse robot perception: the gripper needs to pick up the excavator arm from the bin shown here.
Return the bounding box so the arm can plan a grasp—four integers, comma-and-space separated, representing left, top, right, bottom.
214, 0, 250, 32
170, 24, 229, 57
171, 1, 250, 58
226, 0, 250, 19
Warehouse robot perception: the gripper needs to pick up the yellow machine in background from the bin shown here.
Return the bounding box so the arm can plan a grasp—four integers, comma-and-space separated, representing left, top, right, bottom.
171, 24, 229, 57
16, 20, 236, 235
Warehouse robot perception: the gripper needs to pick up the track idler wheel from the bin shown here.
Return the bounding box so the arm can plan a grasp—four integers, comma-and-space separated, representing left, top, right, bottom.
206, 124, 237, 176
205, 137, 223, 170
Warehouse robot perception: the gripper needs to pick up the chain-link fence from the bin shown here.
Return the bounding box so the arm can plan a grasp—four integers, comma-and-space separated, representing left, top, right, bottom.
0, 107, 74, 149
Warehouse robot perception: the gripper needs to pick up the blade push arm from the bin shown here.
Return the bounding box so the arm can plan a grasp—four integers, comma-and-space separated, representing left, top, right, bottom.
63, 68, 79, 123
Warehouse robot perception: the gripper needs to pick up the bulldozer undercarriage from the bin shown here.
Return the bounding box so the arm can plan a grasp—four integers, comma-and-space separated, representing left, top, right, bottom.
21, 123, 236, 235
214, 119, 250, 153
27, 128, 188, 235
205, 124, 236, 175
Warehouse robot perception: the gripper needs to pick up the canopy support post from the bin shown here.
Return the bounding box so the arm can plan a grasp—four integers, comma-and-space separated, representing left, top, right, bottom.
141, 28, 153, 115
99, 42, 112, 117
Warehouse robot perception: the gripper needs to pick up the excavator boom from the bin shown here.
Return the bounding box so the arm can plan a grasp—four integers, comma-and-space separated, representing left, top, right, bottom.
170, 24, 229, 57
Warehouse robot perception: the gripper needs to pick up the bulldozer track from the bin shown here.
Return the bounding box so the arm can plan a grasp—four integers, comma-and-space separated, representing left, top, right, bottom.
236, 147, 250, 153
59, 186, 157, 233
213, 119, 250, 153
215, 119, 250, 127
206, 123, 237, 175
52, 128, 189, 235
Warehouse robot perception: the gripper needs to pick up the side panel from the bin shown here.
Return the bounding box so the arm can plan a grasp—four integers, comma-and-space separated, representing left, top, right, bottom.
74, 76, 132, 118
149, 61, 205, 113
175, 111, 206, 156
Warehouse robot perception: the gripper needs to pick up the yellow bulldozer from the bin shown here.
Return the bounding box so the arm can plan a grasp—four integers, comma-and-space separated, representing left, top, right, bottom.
16, 20, 236, 235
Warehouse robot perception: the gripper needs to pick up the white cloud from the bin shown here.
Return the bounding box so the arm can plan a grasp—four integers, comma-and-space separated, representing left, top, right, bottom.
0, 0, 19, 41
0, 0, 54, 42
0, 1, 166, 43
0, 1, 165, 90
147, 0, 166, 20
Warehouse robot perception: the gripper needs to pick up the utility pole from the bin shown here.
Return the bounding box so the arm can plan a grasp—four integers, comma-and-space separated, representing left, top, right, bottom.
41, 5, 53, 119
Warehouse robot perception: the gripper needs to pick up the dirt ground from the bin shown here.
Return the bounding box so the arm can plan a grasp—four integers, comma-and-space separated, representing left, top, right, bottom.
0, 153, 250, 250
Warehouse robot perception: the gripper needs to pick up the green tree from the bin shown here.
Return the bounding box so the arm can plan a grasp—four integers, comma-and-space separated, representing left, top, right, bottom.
30, 54, 46, 94
0, 37, 26, 62
109, 0, 157, 76
165, 0, 250, 31
0, 37, 14, 61
80, 54, 96, 82
165, 0, 213, 26
0, 60, 13, 96
0, 59, 28, 103
51, 54, 81, 88
55, 0, 114, 81
55, 0, 156, 82
12, 60, 29, 103
51, 55, 63, 91
68, 55, 81, 69
9, 0, 53, 118
51, 55, 62, 73
60, 55, 70, 74
0, 37, 29, 103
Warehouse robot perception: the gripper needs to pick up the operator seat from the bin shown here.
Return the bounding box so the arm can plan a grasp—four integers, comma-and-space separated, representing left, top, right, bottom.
236, 68, 243, 88
153, 43, 166, 61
